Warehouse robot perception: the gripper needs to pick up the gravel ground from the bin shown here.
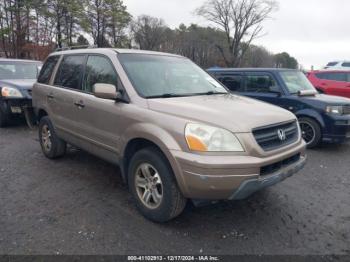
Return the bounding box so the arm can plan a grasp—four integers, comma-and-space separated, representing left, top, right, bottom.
0, 124, 349, 255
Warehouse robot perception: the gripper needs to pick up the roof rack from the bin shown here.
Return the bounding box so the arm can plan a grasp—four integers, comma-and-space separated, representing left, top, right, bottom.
54, 45, 97, 52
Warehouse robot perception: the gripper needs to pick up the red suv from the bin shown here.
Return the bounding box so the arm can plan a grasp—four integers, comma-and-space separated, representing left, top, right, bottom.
307, 70, 350, 98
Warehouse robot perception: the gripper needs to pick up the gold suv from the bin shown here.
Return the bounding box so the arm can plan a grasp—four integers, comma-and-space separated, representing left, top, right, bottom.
33, 48, 307, 222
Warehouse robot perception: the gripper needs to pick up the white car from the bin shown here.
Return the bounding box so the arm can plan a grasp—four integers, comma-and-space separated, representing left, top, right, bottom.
324, 61, 350, 70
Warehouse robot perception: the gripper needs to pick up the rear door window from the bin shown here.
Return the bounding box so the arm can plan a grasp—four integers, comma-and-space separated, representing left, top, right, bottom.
217, 74, 244, 92
54, 55, 86, 90
245, 74, 280, 93
82, 55, 119, 93
37, 56, 59, 84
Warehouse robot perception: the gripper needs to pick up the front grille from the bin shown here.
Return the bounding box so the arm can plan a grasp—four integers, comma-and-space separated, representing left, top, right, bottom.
253, 121, 298, 151
343, 105, 350, 115
27, 89, 32, 97
260, 153, 301, 176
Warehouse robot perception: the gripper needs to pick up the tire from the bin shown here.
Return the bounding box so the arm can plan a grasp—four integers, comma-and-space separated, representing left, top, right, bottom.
298, 117, 322, 148
39, 116, 66, 159
128, 147, 187, 222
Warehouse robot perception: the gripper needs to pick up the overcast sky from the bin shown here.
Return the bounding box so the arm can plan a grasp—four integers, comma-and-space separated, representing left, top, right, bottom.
125, 0, 350, 69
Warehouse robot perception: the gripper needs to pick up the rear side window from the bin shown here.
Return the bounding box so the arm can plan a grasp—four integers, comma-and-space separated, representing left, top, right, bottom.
245, 74, 279, 93
316, 72, 347, 82
83, 55, 118, 93
326, 62, 338, 67
217, 75, 244, 92
54, 55, 85, 90
38, 56, 59, 84
341, 62, 350, 67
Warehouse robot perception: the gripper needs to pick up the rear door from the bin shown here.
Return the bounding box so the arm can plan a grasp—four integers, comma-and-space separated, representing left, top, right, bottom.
51, 54, 86, 136
215, 73, 245, 93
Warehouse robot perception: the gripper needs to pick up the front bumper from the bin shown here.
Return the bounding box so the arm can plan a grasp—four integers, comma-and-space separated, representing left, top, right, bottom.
322, 116, 350, 143
0, 98, 32, 115
170, 140, 306, 200
229, 155, 306, 200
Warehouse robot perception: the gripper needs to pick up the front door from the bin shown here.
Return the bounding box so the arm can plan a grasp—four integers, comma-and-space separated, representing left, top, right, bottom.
241, 72, 286, 108
72, 54, 123, 158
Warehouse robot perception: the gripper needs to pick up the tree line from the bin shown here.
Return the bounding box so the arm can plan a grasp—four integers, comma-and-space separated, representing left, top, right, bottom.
0, 0, 298, 68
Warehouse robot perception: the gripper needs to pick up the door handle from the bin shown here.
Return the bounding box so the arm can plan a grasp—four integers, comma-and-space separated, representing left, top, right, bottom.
47, 94, 54, 100
74, 101, 85, 109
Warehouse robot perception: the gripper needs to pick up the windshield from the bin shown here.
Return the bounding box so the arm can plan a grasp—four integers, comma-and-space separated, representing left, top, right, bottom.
0, 61, 41, 80
279, 71, 316, 94
118, 54, 227, 98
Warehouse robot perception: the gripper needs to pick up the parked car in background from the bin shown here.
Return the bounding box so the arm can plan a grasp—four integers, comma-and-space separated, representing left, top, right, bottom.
0, 58, 42, 127
32, 48, 306, 222
323, 61, 350, 70
208, 68, 350, 148
307, 70, 350, 98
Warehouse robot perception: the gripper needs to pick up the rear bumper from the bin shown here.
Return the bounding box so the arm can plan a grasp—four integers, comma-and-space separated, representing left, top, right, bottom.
170, 140, 306, 200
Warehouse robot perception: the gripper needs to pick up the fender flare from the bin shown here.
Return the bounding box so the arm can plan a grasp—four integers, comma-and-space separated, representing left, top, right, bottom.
120, 123, 187, 192
295, 109, 325, 129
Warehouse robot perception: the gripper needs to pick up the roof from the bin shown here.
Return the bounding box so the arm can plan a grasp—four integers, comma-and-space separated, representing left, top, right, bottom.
50, 48, 183, 58
309, 69, 350, 73
326, 60, 350, 63
0, 58, 42, 63
207, 67, 297, 72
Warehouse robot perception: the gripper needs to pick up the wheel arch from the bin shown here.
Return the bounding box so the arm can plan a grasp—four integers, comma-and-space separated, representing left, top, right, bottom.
36, 108, 48, 122
295, 109, 325, 129
120, 123, 186, 194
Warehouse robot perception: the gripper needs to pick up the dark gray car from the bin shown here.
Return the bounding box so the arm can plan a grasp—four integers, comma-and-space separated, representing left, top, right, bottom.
0, 58, 42, 127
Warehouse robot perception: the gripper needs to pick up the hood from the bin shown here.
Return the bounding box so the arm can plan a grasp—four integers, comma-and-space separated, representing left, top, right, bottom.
148, 94, 296, 133
0, 79, 36, 90
299, 93, 350, 105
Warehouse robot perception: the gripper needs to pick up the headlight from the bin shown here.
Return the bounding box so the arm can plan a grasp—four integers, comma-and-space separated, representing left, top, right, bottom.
326, 105, 343, 115
1, 87, 23, 98
185, 123, 244, 152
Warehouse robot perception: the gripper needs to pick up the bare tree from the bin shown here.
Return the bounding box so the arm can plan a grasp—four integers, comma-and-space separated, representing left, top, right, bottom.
196, 0, 278, 67
131, 15, 167, 51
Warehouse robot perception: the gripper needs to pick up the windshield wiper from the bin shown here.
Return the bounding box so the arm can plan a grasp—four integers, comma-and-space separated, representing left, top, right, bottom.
191, 91, 228, 96
146, 93, 191, 99
146, 91, 228, 99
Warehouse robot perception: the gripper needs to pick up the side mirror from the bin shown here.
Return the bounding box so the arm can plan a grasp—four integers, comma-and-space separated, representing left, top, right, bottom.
298, 90, 317, 96
93, 83, 122, 100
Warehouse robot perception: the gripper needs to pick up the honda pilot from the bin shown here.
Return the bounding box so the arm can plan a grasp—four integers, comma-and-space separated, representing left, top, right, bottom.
33, 49, 306, 222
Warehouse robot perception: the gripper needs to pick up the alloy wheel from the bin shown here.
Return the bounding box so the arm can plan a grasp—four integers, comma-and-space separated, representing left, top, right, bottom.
135, 163, 163, 209
41, 124, 52, 152
299, 121, 316, 145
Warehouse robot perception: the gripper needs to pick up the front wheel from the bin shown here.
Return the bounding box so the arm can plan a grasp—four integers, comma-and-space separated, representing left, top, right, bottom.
299, 117, 322, 148
128, 147, 187, 222
39, 116, 66, 159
